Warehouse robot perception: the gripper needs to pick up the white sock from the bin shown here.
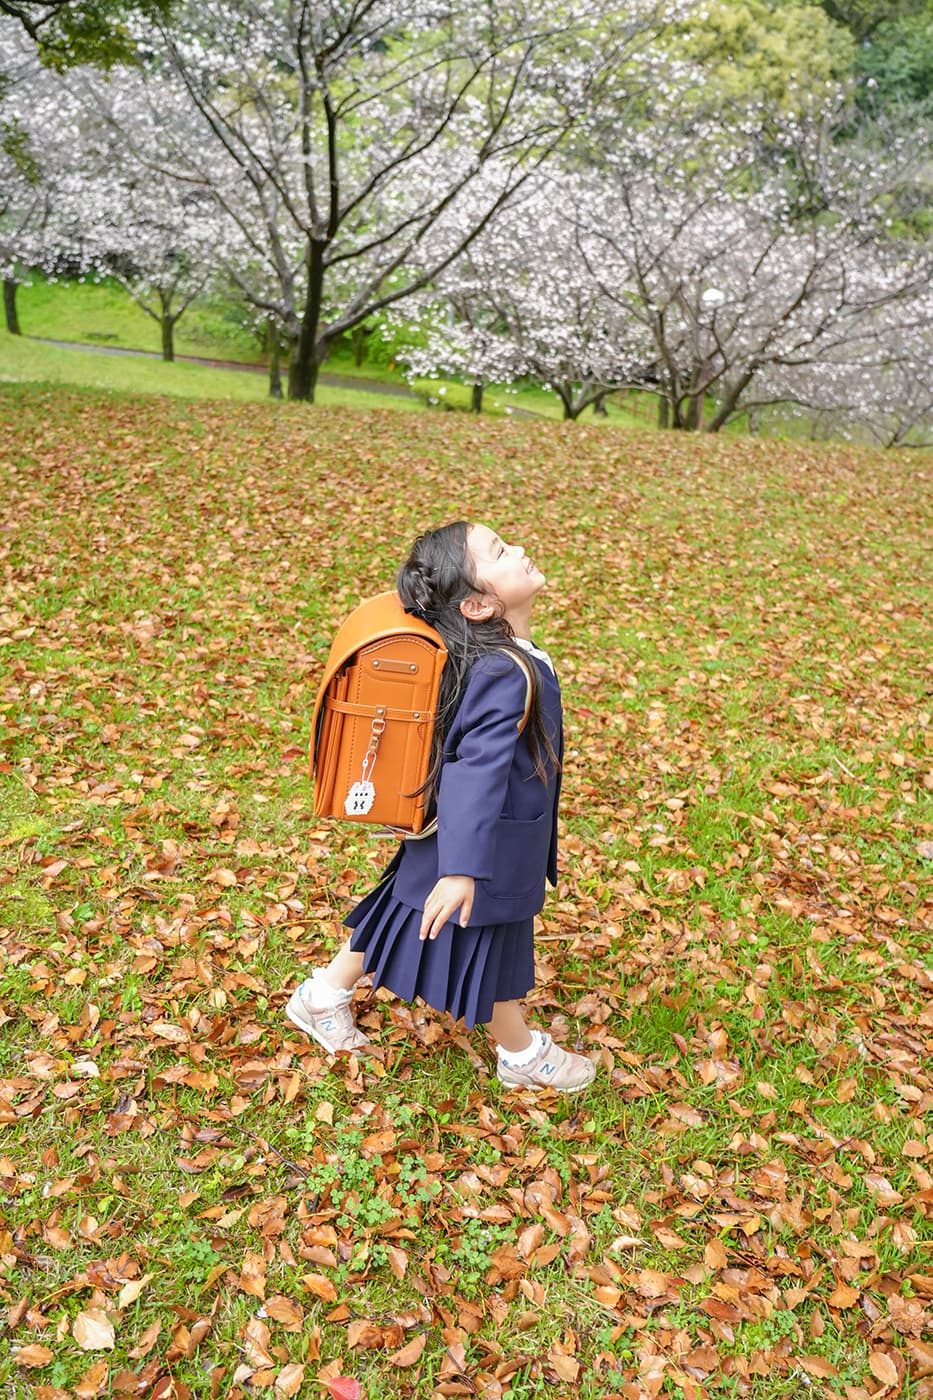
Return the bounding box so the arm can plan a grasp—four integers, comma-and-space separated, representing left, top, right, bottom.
497, 1030, 548, 1066
303, 969, 354, 1011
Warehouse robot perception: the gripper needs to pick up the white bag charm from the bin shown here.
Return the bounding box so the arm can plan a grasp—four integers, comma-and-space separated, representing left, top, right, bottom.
344, 710, 385, 816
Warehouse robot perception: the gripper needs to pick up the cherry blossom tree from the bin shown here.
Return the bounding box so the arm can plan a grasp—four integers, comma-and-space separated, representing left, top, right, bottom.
0, 23, 85, 332
2, 17, 221, 354
58, 148, 227, 361
773, 290, 933, 447
398, 90, 931, 437
393, 171, 655, 420
73, 0, 695, 402
870, 317, 933, 448
572, 95, 933, 432
0, 73, 43, 333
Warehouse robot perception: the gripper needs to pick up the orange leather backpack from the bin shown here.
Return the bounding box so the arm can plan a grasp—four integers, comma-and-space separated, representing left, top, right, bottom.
311, 591, 531, 837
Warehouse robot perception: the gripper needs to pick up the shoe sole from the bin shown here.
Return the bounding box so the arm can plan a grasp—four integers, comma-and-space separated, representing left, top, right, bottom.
284, 995, 370, 1055
497, 1070, 595, 1093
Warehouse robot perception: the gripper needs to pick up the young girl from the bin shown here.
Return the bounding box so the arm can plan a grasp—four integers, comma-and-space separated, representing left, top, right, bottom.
285, 521, 596, 1093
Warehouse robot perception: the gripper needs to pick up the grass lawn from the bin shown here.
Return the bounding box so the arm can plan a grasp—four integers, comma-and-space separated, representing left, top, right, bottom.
13, 273, 265, 364
0, 330, 423, 413
0, 383, 931, 1399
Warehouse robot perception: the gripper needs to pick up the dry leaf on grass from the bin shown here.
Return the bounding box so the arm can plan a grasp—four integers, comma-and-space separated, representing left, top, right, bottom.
323, 1379, 363, 1400
274, 1363, 305, 1396
265, 1295, 304, 1329
14, 1344, 54, 1367
117, 1273, 152, 1309
869, 1351, 900, 1389
73, 1359, 109, 1398
239, 1250, 267, 1299
73, 1309, 116, 1351
798, 1356, 840, 1379
704, 1238, 727, 1270
386, 1333, 427, 1367
302, 1273, 338, 1303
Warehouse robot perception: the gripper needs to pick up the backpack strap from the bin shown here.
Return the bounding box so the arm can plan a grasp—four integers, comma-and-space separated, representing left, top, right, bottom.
505, 649, 534, 735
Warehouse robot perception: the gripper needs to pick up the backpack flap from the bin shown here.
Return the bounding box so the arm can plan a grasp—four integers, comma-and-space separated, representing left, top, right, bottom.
311, 592, 448, 834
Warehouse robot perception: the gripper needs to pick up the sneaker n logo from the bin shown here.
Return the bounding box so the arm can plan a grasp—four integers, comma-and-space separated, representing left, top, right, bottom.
542, 1062, 555, 1077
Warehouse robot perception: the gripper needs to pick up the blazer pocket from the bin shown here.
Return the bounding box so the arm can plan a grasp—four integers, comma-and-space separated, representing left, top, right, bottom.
488, 813, 548, 898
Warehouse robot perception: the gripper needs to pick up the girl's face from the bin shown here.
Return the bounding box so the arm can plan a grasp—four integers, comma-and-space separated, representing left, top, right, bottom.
465, 523, 545, 619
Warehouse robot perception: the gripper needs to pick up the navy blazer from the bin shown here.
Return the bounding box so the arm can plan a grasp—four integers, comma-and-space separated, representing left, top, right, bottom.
390, 650, 563, 925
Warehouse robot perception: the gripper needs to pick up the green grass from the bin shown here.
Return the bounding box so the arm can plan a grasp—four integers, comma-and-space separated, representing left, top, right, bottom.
15, 271, 264, 363
0, 384, 931, 1398
405, 371, 665, 426
0, 328, 423, 410
0, 313, 658, 422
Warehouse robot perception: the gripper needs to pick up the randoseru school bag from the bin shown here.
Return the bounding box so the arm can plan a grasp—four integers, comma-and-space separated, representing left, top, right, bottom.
310, 590, 531, 838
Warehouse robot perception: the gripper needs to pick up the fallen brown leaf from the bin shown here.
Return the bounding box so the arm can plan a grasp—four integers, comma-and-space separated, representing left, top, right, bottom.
73, 1309, 116, 1351
14, 1344, 54, 1367
869, 1351, 900, 1389
386, 1332, 427, 1367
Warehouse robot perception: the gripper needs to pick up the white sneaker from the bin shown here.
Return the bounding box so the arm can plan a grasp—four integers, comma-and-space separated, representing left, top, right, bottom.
284, 982, 371, 1054
497, 1034, 595, 1092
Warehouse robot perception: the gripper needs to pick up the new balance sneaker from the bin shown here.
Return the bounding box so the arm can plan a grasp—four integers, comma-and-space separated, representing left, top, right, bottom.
284, 981, 371, 1055
497, 1034, 596, 1092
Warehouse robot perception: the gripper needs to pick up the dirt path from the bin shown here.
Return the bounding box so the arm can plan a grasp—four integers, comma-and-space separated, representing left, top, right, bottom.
31, 336, 418, 399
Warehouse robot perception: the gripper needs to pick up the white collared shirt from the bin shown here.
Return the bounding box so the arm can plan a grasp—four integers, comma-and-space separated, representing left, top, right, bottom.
514, 636, 555, 674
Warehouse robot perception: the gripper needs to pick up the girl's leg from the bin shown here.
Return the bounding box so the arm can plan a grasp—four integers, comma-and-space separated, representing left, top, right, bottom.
487, 999, 534, 1054
323, 939, 365, 991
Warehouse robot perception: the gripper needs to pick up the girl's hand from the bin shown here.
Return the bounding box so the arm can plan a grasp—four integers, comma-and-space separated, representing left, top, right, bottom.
420, 876, 475, 941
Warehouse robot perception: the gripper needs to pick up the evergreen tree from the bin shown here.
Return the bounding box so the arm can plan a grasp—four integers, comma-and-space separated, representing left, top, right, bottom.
0, 0, 173, 69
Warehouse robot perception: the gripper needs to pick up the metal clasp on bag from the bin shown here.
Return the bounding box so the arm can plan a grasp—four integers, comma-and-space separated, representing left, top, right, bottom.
344, 707, 386, 816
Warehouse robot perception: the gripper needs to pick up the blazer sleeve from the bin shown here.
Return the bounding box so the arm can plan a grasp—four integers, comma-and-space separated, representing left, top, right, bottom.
435, 655, 528, 882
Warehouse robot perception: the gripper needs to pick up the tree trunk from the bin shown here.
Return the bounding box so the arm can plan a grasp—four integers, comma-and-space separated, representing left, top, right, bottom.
351, 324, 370, 367
471, 378, 484, 414
267, 338, 281, 400
268, 324, 283, 400
593, 393, 608, 417
3, 278, 21, 336
684, 393, 701, 431
289, 347, 321, 402
657, 395, 670, 429
706, 368, 756, 434
157, 290, 176, 363
671, 396, 689, 430
289, 239, 326, 402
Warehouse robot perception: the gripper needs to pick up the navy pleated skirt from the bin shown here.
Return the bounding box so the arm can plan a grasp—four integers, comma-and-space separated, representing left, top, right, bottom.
345, 865, 535, 1030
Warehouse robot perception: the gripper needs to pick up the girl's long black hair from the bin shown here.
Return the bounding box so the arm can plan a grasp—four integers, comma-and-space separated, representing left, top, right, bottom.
397, 521, 559, 799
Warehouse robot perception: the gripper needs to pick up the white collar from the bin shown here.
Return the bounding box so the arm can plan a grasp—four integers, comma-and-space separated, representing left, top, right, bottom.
514, 636, 554, 672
